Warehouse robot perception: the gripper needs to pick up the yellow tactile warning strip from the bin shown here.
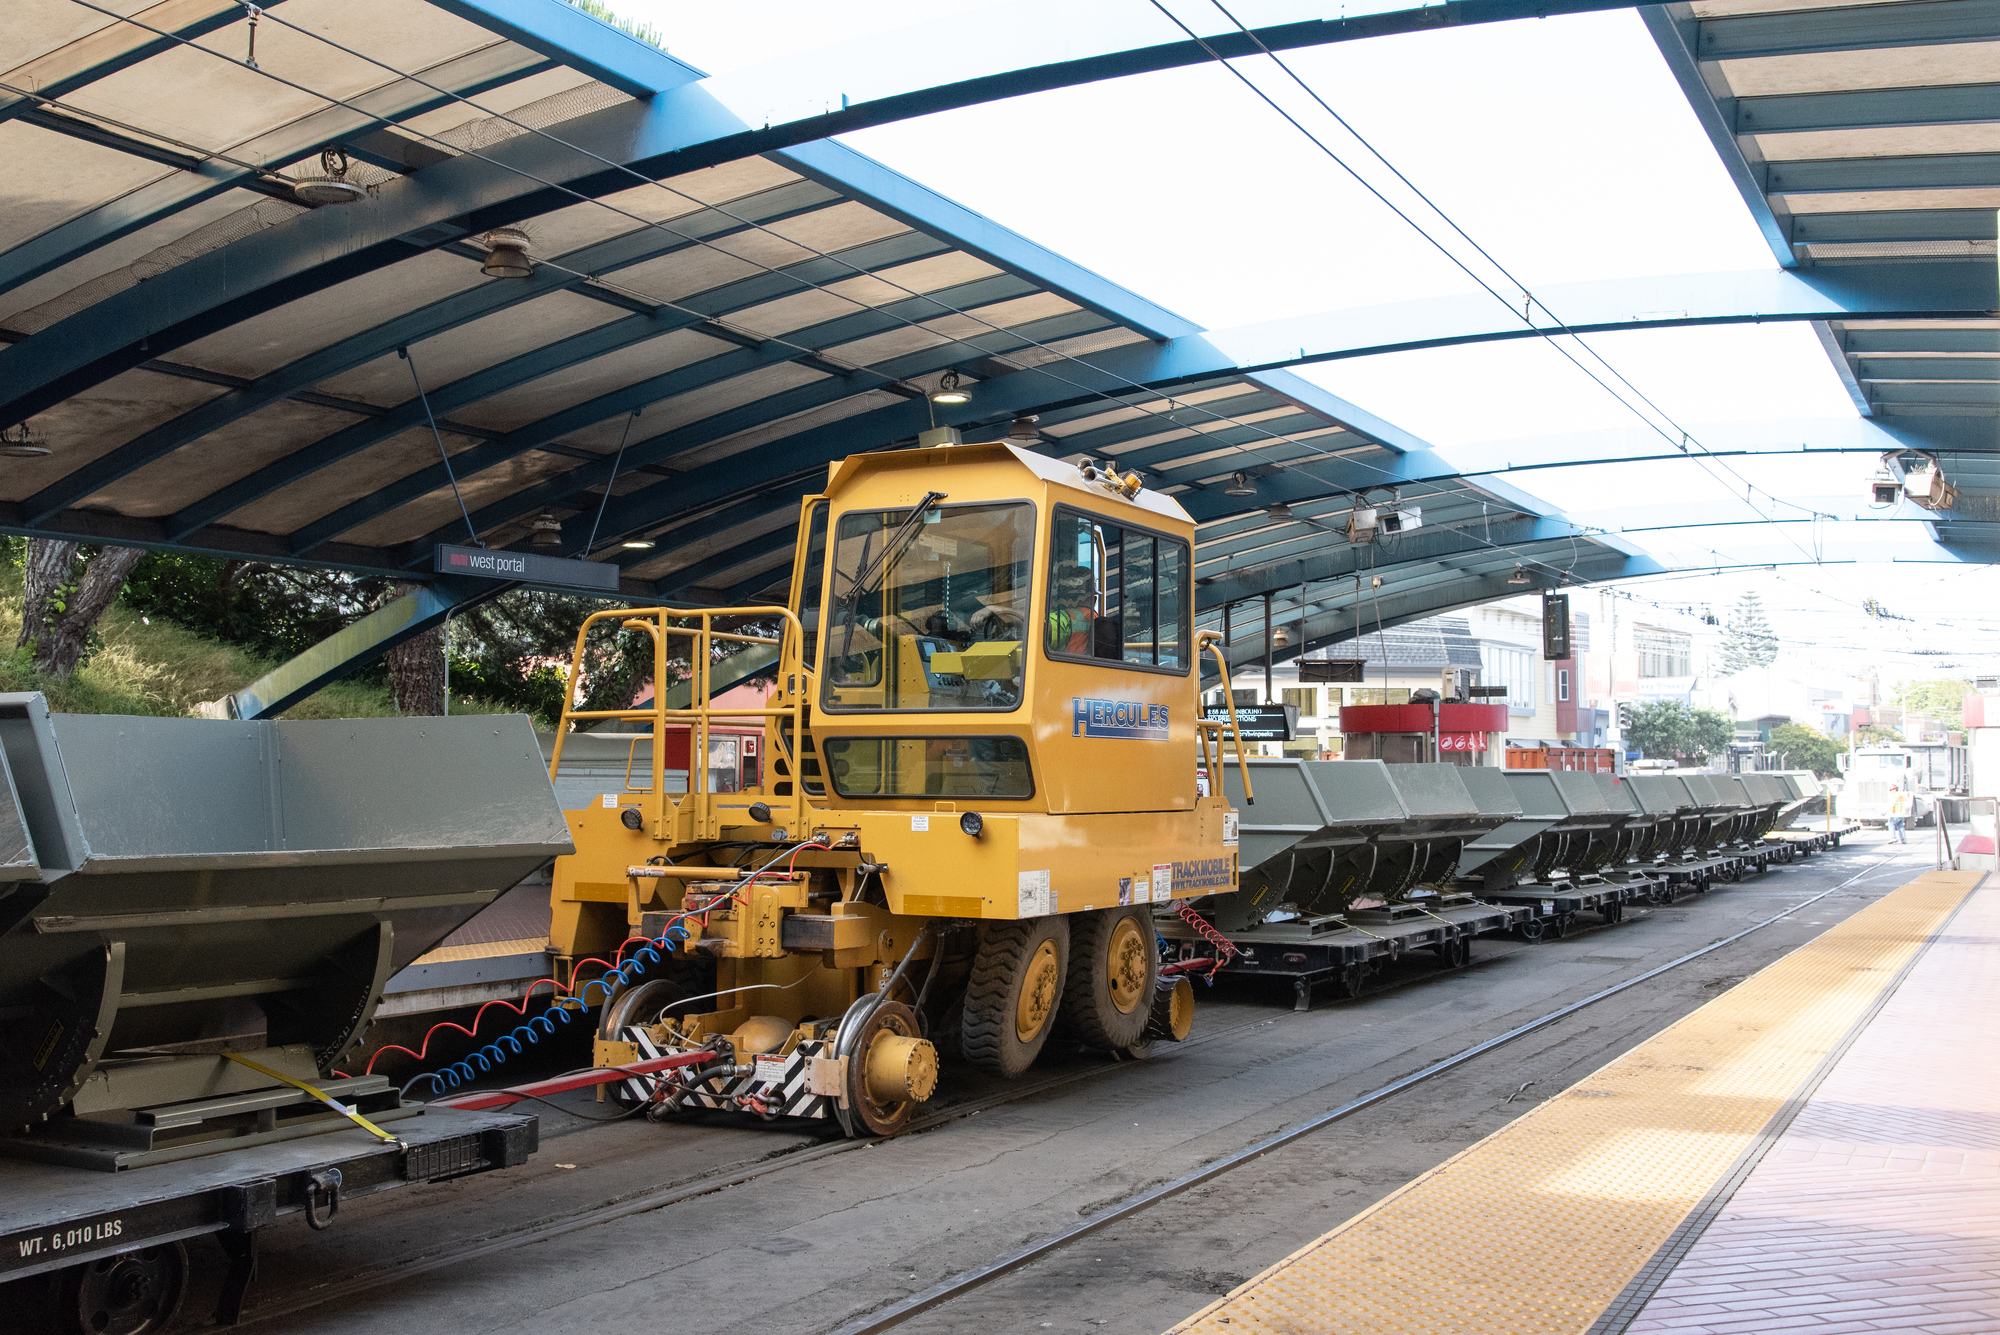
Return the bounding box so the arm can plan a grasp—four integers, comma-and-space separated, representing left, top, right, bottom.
408, 936, 548, 965
1166, 868, 1984, 1335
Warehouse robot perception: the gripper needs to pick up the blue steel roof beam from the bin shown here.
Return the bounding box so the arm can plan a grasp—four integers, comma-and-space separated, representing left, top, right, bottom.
0, 41, 555, 300
1695, 0, 2000, 60
1736, 83, 2000, 135
652, 528, 799, 599
292, 270, 1050, 555
1122, 416, 1392, 483
1813, 320, 1874, 417
722, 563, 795, 604
1218, 553, 1667, 680
1871, 382, 2000, 409
229, 575, 499, 719
538, 320, 1590, 558
1794, 209, 1998, 244
1195, 549, 1643, 674
1173, 454, 1456, 518
0, 501, 409, 578
775, 141, 1197, 341
419, 0, 704, 97
20, 180, 846, 526
0, 0, 294, 126
1644, 4, 1791, 267
1856, 358, 2000, 381
1031, 393, 1300, 459
1439, 415, 2000, 474
0, 0, 1658, 427
1023, 375, 1257, 431
163, 227, 951, 539
1768, 153, 2000, 194
616, 489, 814, 570
1036, 417, 1340, 482
394, 307, 1117, 563
1849, 329, 2000, 354
1191, 503, 1509, 572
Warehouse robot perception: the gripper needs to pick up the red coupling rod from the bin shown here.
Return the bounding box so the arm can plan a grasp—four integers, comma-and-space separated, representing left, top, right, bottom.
432, 1050, 717, 1111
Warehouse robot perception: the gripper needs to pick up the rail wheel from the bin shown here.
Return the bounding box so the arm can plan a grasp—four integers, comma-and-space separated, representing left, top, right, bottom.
1602, 900, 1624, 925
598, 977, 689, 1108
962, 916, 1069, 1078
53, 1241, 187, 1335
1062, 907, 1158, 1051
841, 1000, 935, 1137
1435, 934, 1471, 969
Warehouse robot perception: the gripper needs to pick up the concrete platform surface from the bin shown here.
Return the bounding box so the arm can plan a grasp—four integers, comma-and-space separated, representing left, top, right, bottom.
1166, 866, 1990, 1335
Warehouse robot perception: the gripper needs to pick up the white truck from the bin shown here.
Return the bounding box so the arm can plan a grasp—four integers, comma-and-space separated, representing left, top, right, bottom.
1836, 741, 1967, 826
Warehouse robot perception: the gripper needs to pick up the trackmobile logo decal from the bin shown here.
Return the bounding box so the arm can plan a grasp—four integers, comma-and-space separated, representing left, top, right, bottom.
1071, 698, 1169, 740
1172, 857, 1234, 892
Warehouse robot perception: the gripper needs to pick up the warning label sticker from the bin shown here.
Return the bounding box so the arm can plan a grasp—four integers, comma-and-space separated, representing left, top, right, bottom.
1017, 869, 1053, 917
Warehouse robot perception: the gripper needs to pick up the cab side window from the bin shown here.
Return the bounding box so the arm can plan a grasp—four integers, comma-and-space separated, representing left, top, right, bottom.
1044, 509, 1189, 673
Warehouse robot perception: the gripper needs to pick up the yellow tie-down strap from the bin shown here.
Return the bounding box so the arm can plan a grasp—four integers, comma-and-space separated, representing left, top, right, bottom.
223, 1052, 404, 1147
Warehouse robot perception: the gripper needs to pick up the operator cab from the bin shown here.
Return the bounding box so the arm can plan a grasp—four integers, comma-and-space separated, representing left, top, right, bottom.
791, 437, 1199, 816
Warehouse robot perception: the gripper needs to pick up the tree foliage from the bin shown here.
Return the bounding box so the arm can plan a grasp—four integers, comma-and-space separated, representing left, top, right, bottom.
1626, 699, 1736, 762
1719, 592, 1779, 675
15, 540, 148, 678
1769, 722, 1842, 778
1890, 677, 1969, 727
1688, 707, 1735, 759
122, 553, 391, 668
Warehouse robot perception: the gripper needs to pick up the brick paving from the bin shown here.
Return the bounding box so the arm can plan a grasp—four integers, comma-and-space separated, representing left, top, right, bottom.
1625, 878, 2000, 1334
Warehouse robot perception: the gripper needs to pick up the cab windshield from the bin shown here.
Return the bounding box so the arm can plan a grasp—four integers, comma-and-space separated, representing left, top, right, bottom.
822, 501, 1034, 711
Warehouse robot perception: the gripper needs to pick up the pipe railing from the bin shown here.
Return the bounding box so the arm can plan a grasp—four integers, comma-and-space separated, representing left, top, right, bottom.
549, 606, 810, 840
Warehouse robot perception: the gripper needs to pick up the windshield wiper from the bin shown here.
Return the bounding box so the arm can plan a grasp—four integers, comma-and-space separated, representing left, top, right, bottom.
836, 490, 946, 666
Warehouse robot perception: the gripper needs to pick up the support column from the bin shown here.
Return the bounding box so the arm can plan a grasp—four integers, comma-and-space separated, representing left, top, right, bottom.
221, 577, 496, 719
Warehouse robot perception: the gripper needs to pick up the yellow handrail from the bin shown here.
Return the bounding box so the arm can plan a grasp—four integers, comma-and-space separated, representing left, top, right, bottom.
1194, 630, 1254, 806
548, 605, 811, 839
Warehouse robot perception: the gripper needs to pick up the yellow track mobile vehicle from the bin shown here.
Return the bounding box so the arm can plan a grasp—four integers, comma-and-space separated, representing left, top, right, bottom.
546, 432, 1248, 1135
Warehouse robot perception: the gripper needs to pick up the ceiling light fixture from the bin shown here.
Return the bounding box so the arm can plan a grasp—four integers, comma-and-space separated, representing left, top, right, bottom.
621, 539, 656, 550
0, 422, 51, 458
1265, 502, 1293, 521
1225, 472, 1257, 497
480, 226, 534, 279
530, 510, 563, 547
929, 369, 971, 405
293, 148, 365, 206
1508, 565, 1530, 585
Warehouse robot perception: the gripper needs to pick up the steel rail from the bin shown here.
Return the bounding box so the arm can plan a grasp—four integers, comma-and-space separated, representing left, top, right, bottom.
213, 842, 1874, 1330
822, 846, 1898, 1335
220, 1004, 1287, 1330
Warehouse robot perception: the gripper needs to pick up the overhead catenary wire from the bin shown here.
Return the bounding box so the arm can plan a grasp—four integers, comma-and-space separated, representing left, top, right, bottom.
62, 0, 1604, 592
1152, 0, 1830, 569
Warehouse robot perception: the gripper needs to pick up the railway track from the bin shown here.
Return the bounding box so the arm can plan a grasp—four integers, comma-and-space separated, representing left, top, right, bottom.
219, 846, 1881, 1333
823, 848, 1897, 1335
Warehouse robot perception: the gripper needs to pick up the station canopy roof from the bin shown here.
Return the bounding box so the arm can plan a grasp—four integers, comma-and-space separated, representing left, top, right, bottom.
1, 0, 1995, 688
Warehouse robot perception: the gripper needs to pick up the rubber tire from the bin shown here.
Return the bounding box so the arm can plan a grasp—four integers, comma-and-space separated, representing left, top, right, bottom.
1062, 907, 1159, 1051
961, 916, 1069, 1078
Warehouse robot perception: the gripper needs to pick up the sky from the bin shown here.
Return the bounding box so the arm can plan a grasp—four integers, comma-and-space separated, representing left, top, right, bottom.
624, 0, 2000, 686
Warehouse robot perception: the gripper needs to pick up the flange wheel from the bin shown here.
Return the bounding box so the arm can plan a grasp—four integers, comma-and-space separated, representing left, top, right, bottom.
843, 1000, 936, 1137
598, 977, 688, 1108
1063, 908, 1159, 1051
54, 1242, 187, 1335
